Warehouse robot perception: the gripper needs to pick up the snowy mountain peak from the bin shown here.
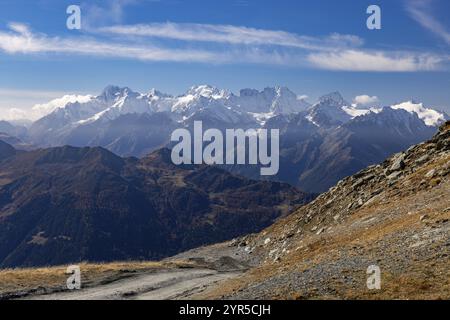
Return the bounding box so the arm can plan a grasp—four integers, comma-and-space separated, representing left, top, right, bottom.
307, 92, 352, 127
390, 101, 447, 127
317, 92, 348, 107
186, 85, 229, 99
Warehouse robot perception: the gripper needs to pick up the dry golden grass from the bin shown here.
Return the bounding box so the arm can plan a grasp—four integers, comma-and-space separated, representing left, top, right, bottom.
198, 178, 450, 300
0, 260, 196, 297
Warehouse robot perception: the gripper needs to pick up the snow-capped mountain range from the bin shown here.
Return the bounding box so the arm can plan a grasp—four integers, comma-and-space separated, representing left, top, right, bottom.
1, 85, 448, 193
27, 85, 446, 131
29, 85, 312, 128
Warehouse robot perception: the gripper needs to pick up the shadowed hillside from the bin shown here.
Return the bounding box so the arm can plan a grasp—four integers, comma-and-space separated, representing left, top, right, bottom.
0, 146, 311, 268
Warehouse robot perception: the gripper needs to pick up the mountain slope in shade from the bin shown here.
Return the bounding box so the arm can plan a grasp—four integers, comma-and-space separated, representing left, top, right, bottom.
64, 112, 178, 157
0, 141, 16, 161
200, 122, 450, 300
228, 107, 437, 193
0, 121, 28, 140
0, 133, 36, 151
295, 107, 437, 192
0, 145, 312, 268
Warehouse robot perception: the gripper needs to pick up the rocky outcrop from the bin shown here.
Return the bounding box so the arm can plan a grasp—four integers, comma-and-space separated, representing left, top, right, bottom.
203, 122, 450, 300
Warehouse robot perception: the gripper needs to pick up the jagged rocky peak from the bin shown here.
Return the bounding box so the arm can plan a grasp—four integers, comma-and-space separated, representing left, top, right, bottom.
100, 85, 135, 101
239, 88, 260, 97
261, 86, 281, 99
317, 91, 349, 107
275, 86, 296, 96
239, 86, 298, 99
235, 86, 310, 114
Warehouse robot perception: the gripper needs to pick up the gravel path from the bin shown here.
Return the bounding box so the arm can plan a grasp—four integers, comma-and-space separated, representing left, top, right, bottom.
24, 269, 241, 300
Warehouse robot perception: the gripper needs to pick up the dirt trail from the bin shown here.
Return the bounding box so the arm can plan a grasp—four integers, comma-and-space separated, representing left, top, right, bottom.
24, 269, 240, 300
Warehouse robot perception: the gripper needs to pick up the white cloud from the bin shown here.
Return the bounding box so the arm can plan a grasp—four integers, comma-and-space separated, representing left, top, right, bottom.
99, 22, 364, 50
1, 108, 28, 121
0, 22, 447, 72
0, 88, 91, 121
307, 50, 444, 72
8, 22, 32, 35
0, 23, 220, 62
342, 106, 371, 118
31, 95, 93, 118
406, 0, 450, 45
353, 95, 379, 106
0, 23, 359, 68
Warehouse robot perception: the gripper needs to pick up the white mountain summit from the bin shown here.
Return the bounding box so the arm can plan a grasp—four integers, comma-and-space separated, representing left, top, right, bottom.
26, 85, 448, 150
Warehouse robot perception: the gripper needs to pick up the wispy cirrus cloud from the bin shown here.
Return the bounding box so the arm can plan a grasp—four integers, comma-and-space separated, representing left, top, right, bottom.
99, 22, 364, 51
406, 0, 450, 45
0, 22, 359, 66
97, 22, 448, 71
0, 21, 447, 72
307, 50, 444, 72
0, 23, 219, 62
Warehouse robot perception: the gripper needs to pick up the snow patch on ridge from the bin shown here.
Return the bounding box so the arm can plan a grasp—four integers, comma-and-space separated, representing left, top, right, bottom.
391, 101, 445, 126
32, 95, 94, 119
342, 106, 371, 118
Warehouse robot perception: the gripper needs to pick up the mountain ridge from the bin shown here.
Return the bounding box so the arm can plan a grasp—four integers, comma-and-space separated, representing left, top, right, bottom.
0, 142, 312, 268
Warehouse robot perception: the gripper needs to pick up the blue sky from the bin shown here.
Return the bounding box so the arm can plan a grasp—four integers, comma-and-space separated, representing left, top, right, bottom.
0, 0, 450, 120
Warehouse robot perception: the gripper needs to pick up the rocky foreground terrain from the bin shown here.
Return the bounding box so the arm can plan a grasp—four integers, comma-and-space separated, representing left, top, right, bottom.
1, 123, 448, 300
194, 121, 450, 299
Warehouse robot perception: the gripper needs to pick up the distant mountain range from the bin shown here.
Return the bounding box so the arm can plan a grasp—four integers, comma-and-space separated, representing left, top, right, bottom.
0, 85, 448, 268
0, 121, 28, 141
0, 142, 311, 268
1, 85, 448, 193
